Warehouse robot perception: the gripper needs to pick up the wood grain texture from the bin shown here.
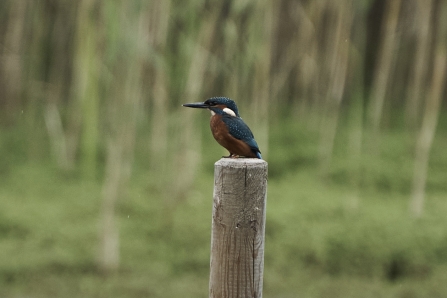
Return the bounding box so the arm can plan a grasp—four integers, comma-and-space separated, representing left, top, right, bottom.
209, 158, 268, 298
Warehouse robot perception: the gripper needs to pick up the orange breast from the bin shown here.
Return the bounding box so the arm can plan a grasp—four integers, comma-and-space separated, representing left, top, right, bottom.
210, 115, 256, 157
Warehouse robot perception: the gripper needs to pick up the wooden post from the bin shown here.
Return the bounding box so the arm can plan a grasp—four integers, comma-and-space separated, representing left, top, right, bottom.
209, 158, 268, 298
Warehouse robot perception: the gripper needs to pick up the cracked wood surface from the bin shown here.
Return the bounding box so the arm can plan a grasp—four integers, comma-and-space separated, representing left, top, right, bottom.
209, 158, 268, 298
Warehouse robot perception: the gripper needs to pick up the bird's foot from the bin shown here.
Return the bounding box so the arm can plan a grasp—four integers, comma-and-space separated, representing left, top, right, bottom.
222, 153, 240, 158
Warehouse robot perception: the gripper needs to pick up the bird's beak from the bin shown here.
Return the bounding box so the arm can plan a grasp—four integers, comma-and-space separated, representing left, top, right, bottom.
182, 102, 209, 109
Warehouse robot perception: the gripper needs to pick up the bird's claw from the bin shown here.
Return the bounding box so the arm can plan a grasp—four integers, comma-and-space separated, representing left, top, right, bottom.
222, 154, 240, 158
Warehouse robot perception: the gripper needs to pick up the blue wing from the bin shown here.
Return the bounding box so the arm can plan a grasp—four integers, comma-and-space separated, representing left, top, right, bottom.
221, 115, 262, 158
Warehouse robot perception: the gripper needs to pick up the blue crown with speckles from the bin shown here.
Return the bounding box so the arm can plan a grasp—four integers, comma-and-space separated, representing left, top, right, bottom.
206, 97, 240, 117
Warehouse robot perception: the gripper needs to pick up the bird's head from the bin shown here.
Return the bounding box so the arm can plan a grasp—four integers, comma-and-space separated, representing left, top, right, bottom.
182, 97, 240, 117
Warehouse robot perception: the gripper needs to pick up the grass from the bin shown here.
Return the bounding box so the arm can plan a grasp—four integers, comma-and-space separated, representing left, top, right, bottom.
1, 118, 447, 297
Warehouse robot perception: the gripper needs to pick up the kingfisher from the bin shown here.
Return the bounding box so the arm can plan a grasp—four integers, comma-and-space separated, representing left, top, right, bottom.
183, 97, 262, 159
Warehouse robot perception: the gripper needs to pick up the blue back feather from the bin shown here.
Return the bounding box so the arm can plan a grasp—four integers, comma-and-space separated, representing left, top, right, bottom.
218, 112, 262, 159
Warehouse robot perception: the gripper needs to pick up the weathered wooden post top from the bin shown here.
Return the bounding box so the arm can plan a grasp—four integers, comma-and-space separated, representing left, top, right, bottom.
209, 158, 268, 298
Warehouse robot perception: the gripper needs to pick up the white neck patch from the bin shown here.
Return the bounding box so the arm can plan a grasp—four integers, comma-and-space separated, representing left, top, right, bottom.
223, 108, 236, 117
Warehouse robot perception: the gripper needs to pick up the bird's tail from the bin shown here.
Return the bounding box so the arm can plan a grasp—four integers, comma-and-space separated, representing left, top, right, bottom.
256, 152, 262, 159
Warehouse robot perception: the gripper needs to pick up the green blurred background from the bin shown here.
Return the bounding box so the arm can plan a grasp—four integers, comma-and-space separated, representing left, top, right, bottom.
1, 0, 447, 297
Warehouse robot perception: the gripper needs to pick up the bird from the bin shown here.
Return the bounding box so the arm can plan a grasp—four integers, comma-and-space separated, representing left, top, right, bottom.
182, 97, 262, 159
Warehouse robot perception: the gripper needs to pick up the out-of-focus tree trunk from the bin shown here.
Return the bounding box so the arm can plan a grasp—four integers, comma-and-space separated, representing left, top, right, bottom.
149, 0, 171, 178
98, 2, 146, 273
318, 1, 352, 180
0, 0, 25, 125
222, 6, 241, 100
99, 114, 139, 273
250, 0, 278, 160
346, 4, 368, 210
405, 0, 432, 130
99, 139, 123, 273
410, 2, 447, 218
367, 0, 401, 147
73, 0, 100, 180
44, 5, 75, 171
302, 1, 327, 129
99, 106, 140, 272
22, 3, 45, 160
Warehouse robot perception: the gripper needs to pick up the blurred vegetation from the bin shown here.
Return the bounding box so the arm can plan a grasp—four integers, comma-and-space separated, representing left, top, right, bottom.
1, 0, 447, 297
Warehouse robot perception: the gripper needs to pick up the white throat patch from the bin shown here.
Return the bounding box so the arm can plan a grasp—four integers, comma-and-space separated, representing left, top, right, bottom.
223, 108, 236, 117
